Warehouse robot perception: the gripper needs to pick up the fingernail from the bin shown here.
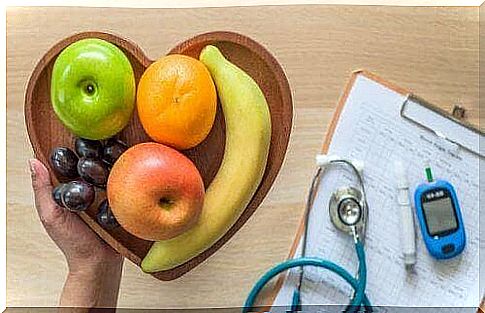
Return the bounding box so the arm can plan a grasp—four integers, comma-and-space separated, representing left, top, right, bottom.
28, 159, 36, 178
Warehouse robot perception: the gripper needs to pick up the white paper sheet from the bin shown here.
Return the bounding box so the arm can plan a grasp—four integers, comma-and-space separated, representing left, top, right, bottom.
272, 74, 482, 310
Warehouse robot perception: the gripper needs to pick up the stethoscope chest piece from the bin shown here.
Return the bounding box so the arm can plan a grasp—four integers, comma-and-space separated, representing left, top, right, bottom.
329, 186, 367, 241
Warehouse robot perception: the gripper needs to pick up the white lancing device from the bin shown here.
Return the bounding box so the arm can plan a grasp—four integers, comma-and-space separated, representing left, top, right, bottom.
395, 161, 417, 270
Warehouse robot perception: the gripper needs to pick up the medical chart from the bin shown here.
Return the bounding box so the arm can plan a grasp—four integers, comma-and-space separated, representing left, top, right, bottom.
272, 74, 482, 310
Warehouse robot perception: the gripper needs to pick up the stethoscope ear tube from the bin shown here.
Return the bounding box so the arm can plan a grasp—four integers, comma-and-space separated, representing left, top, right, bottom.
242, 241, 372, 313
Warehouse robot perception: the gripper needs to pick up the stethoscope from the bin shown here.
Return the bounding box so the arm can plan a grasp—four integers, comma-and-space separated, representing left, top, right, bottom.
243, 154, 372, 312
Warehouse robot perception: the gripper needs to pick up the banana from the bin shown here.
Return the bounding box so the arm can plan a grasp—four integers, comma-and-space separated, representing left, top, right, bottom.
141, 45, 272, 272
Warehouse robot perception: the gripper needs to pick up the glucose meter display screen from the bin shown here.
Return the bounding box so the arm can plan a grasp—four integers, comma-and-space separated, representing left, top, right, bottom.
422, 193, 458, 236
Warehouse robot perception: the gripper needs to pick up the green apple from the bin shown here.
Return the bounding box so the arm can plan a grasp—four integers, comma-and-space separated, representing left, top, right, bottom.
51, 38, 135, 140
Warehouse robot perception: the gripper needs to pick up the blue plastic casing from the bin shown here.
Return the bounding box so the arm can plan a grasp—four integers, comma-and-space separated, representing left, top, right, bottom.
414, 179, 466, 260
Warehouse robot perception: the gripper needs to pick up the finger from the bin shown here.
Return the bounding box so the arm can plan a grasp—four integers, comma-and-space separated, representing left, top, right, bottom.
29, 159, 66, 226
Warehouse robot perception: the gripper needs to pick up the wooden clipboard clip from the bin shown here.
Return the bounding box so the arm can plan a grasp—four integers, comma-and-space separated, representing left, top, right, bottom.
400, 93, 484, 159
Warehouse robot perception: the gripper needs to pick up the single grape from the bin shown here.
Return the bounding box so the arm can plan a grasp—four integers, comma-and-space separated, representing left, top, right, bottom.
52, 184, 67, 207
74, 138, 103, 159
50, 147, 79, 178
102, 138, 128, 165
96, 199, 119, 230
61, 180, 95, 212
77, 158, 109, 187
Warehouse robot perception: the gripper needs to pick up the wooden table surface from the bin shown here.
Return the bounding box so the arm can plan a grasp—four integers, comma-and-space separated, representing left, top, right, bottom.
6, 4, 480, 309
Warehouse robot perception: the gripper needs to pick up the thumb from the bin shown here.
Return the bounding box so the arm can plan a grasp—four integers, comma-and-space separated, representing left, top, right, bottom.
29, 158, 67, 227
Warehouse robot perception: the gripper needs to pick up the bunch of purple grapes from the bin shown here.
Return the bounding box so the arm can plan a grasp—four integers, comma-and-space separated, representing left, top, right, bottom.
50, 137, 128, 230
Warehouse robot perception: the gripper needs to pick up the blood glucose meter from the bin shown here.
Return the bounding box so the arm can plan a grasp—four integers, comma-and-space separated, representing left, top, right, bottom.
414, 168, 466, 260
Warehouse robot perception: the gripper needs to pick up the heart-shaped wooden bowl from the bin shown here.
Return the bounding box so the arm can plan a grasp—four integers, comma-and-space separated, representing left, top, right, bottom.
25, 31, 293, 280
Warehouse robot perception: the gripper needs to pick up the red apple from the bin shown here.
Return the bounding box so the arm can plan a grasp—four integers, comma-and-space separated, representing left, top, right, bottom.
107, 142, 204, 241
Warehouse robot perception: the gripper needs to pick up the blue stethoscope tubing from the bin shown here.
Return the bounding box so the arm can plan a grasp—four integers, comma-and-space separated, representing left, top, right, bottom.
243, 159, 372, 312
242, 241, 371, 312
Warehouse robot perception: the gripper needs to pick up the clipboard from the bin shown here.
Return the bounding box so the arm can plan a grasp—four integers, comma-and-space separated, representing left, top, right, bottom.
262, 70, 484, 311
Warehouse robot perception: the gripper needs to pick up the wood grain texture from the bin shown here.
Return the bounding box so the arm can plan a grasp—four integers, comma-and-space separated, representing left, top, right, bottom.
24, 30, 293, 281
7, 4, 479, 309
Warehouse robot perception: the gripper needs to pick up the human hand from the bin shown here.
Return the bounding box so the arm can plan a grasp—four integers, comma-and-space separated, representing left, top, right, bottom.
29, 158, 123, 308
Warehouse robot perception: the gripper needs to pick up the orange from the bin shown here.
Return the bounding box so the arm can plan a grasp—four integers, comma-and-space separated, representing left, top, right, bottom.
137, 54, 217, 150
